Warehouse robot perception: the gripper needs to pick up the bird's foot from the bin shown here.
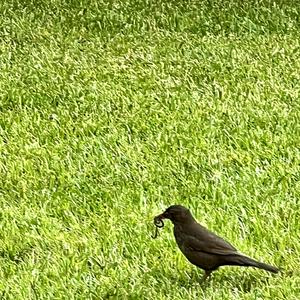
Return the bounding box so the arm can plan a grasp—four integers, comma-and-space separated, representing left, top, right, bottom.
199, 270, 212, 284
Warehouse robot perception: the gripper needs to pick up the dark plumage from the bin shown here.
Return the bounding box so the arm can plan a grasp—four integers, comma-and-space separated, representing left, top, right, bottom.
155, 205, 279, 281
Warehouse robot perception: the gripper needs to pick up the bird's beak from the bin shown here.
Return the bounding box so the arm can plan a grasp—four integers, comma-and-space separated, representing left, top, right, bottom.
155, 211, 169, 220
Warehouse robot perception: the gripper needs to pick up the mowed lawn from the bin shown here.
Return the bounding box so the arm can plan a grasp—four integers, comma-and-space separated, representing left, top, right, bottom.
1, 0, 300, 299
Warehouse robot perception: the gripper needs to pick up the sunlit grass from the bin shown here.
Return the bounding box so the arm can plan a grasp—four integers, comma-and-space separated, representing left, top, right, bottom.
0, 0, 300, 299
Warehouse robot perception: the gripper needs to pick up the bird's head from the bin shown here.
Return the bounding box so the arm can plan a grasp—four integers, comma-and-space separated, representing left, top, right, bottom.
155, 205, 194, 225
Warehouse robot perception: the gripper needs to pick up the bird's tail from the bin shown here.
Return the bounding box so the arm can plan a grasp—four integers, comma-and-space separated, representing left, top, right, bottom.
227, 254, 279, 273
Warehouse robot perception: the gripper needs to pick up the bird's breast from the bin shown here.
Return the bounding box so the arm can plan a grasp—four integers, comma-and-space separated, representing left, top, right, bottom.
173, 226, 187, 250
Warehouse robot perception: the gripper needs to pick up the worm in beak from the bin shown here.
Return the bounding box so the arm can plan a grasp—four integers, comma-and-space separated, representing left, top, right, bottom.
152, 214, 165, 239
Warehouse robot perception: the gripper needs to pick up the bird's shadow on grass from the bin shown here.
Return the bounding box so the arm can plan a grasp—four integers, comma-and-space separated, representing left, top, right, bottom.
215, 271, 272, 292
167, 269, 274, 292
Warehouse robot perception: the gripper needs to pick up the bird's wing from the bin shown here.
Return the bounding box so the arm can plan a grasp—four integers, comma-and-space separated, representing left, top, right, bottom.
183, 225, 238, 256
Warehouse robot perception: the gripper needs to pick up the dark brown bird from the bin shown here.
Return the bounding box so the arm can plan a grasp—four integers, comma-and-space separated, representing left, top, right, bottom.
155, 205, 279, 281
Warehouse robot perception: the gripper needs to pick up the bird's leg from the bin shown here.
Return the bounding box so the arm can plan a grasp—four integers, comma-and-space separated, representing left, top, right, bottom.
199, 270, 212, 283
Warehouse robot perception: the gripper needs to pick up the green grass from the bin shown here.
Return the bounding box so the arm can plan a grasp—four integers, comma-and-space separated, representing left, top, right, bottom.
1, 0, 300, 298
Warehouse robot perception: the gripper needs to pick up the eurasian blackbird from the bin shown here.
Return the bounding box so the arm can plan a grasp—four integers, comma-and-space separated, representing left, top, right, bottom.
155, 205, 279, 281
